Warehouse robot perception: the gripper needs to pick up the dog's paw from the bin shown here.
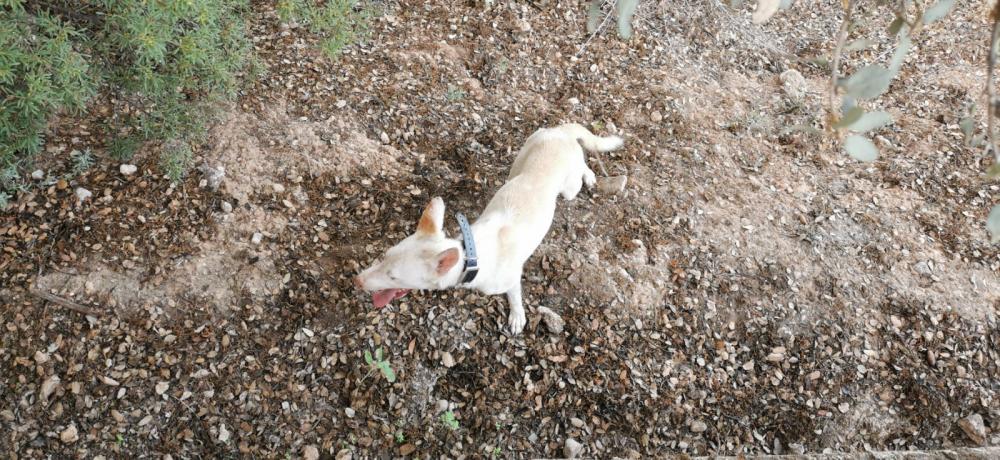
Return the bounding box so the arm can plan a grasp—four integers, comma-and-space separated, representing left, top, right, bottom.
507, 310, 526, 335
583, 170, 597, 188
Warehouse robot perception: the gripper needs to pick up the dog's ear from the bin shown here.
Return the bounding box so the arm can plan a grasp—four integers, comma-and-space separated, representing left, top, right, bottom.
435, 247, 460, 275
417, 197, 445, 236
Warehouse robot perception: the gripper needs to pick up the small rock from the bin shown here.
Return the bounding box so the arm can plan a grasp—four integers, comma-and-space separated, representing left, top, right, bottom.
302, 445, 320, 460
958, 413, 987, 445
119, 164, 138, 176
60, 424, 79, 444
537, 306, 565, 333
913, 260, 932, 276
335, 449, 353, 460
596, 175, 627, 195
251, 232, 263, 245
34, 351, 50, 364
780, 69, 807, 100
441, 352, 455, 368
31, 169, 45, 180
40, 375, 60, 404
345, 407, 355, 418
221, 201, 233, 213
75, 187, 92, 202
691, 421, 708, 433
399, 443, 417, 456
379, 132, 390, 144
650, 111, 663, 123
436, 399, 449, 413
155, 382, 169, 395
564, 438, 583, 458
838, 402, 850, 413
568, 97, 580, 105
335, 100, 348, 109
272, 183, 286, 193
199, 164, 226, 190
570, 417, 585, 428
218, 424, 231, 443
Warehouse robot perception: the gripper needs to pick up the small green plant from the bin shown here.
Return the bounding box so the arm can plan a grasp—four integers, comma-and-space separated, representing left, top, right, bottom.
70, 149, 94, 175
159, 141, 192, 184
276, 0, 371, 59
491, 446, 502, 458
364, 347, 396, 383
440, 410, 459, 431
108, 135, 143, 161
394, 431, 405, 444
115, 433, 125, 446
445, 85, 465, 102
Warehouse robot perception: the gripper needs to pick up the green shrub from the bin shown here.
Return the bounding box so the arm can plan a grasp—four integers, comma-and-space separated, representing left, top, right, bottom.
277, 0, 371, 58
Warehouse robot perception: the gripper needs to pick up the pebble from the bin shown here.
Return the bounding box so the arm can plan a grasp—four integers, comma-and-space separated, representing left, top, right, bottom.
958, 413, 987, 445
34, 351, 50, 364
75, 187, 92, 202
537, 306, 565, 334
335, 449, 353, 460
221, 201, 233, 213
40, 375, 60, 404
119, 164, 138, 176
650, 111, 663, 123
564, 438, 583, 458
302, 445, 320, 460
155, 382, 169, 395
570, 417, 585, 428
596, 175, 628, 195
272, 183, 286, 193
779, 69, 806, 100
60, 424, 79, 443
379, 132, 390, 144
568, 97, 580, 105
218, 424, 231, 443
251, 232, 263, 245
31, 169, 45, 180
691, 421, 708, 433
441, 351, 455, 368
913, 260, 932, 276
345, 407, 356, 418
199, 164, 226, 190
436, 400, 450, 413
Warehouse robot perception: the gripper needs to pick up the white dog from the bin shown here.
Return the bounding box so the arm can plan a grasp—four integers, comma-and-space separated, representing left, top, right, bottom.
354, 123, 624, 334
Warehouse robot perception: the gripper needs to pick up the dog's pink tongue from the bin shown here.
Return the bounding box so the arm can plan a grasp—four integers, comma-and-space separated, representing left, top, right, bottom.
372, 289, 409, 309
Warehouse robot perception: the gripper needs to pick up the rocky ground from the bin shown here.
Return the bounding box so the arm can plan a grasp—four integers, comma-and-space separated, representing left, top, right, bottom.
2, 0, 998, 458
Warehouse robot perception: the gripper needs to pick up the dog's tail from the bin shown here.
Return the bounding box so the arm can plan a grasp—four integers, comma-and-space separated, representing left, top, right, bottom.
562, 123, 624, 152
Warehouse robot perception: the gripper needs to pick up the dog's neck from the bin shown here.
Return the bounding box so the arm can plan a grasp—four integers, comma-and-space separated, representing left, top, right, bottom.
440, 218, 497, 290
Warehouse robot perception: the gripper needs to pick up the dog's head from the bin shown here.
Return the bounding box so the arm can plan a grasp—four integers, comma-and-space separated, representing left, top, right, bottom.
354, 197, 462, 308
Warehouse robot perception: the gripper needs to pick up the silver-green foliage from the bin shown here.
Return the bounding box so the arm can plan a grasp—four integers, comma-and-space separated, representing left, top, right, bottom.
277, 0, 370, 58
587, 0, 640, 39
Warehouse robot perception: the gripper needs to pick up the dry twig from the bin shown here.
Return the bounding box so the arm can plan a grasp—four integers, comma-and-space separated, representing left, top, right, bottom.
30, 288, 103, 317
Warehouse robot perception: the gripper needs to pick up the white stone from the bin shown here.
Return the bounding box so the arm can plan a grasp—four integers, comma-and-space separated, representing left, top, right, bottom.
75, 187, 92, 202
31, 169, 45, 180
119, 164, 138, 176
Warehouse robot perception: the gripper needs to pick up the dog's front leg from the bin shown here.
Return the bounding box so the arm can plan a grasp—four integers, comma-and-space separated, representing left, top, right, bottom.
505, 281, 527, 335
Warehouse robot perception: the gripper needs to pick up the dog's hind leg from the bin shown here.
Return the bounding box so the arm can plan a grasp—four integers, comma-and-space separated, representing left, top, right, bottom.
560, 173, 584, 201
505, 281, 527, 335
583, 166, 596, 189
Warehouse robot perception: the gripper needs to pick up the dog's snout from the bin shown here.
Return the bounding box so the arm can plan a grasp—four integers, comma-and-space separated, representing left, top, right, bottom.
353, 275, 364, 289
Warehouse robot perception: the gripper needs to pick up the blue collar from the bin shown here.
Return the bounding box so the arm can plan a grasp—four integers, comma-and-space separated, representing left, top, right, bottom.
455, 213, 478, 284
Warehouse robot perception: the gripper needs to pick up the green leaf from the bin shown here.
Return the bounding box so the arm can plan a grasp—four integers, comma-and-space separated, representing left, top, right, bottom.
888, 17, 904, 36
987, 164, 1000, 179
364, 350, 373, 365
840, 66, 892, 100
378, 362, 396, 383
921, 0, 954, 25
890, 35, 911, 71
844, 39, 874, 52
586, 0, 602, 34
845, 111, 893, 133
375, 347, 383, 361
835, 106, 865, 128
988, 205, 1000, 243
844, 135, 879, 162
615, 0, 638, 39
